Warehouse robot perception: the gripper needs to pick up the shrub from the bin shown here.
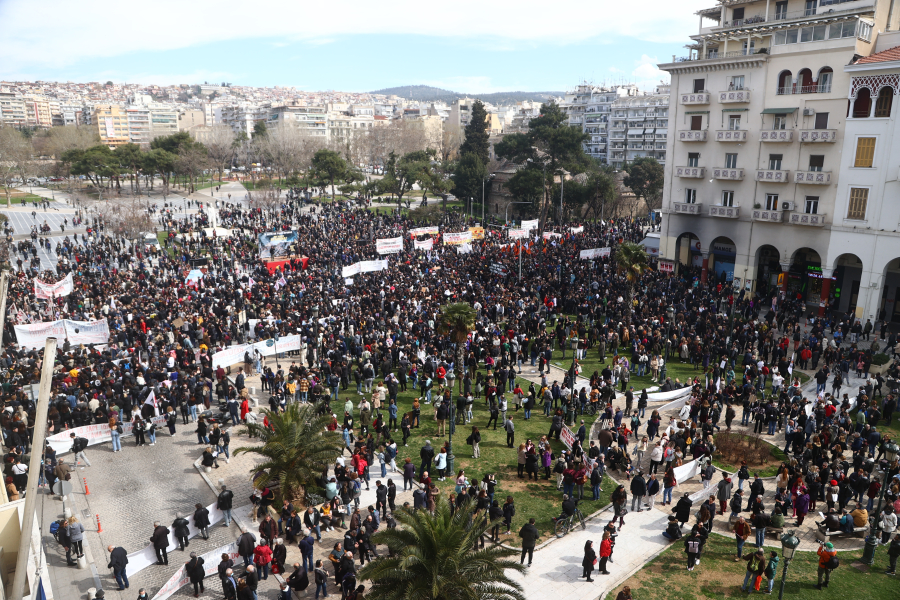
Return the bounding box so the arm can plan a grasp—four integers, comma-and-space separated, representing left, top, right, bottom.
872, 353, 890, 366
714, 432, 771, 466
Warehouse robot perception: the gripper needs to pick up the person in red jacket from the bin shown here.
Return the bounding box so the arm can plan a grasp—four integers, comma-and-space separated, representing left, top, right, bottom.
597, 531, 613, 574
253, 542, 273, 580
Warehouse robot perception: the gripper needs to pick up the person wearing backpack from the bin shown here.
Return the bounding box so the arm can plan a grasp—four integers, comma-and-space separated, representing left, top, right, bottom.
816, 542, 838, 589
69, 432, 91, 467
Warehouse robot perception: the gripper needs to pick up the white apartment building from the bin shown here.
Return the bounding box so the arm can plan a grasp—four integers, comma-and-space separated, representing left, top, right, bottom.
266, 104, 328, 137
222, 104, 270, 136
0, 90, 27, 127
657, 0, 898, 318
609, 86, 670, 169
562, 85, 640, 163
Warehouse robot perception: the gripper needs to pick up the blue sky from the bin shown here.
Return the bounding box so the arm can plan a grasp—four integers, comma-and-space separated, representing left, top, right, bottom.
0, 0, 715, 94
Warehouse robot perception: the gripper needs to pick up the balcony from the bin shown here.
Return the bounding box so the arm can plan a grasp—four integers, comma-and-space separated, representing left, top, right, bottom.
755, 169, 790, 183
719, 90, 751, 103
799, 129, 837, 143
680, 92, 710, 105
794, 171, 832, 185
760, 130, 794, 142
751, 209, 783, 223
712, 168, 744, 181
673, 202, 703, 215
790, 213, 826, 226
675, 166, 705, 178
709, 205, 740, 218
677, 130, 708, 142
716, 130, 748, 142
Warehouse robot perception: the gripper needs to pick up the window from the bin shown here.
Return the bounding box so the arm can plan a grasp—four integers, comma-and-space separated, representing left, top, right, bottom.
854, 137, 876, 167
728, 115, 741, 130
853, 88, 872, 118
742, 40, 756, 55
693, 79, 706, 93
818, 68, 833, 93
769, 154, 783, 170
684, 189, 697, 203
722, 191, 735, 207
777, 71, 793, 94
809, 155, 824, 171
814, 112, 829, 129
847, 188, 869, 220
730, 76, 745, 90
732, 7, 745, 22
690, 115, 703, 130
805, 0, 817, 16
805, 196, 819, 214
725, 153, 738, 168
858, 21, 873, 42
773, 115, 788, 130
765, 193, 780, 210
875, 88, 894, 117
688, 152, 700, 167
775, 1, 788, 19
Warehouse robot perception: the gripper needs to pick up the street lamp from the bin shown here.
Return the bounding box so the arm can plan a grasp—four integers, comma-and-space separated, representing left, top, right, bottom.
481, 174, 495, 224
862, 441, 900, 565
777, 530, 801, 600
664, 305, 674, 362
567, 337, 580, 425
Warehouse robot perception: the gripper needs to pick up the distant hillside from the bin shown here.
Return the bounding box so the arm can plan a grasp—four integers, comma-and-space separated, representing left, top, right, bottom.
370, 85, 563, 105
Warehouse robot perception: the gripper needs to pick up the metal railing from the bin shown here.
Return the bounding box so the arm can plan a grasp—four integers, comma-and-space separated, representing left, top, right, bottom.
677, 48, 769, 62
777, 83, 833, 95
719, 5, 865, 29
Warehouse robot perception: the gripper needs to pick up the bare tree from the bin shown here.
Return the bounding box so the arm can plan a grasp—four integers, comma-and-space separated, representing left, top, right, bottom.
176, 145, 209, 194
202, 125, 235, 182
44, 125, 99, 158
0, 128, 32, 207
440, 122, 463, 162
96, 195, 155, 240
259, 124, 313, 181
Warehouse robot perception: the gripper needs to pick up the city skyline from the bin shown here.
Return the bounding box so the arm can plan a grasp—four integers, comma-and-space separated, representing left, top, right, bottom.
0, 0, 713, 93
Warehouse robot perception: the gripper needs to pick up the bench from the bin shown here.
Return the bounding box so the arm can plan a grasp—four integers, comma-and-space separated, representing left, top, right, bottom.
815, 525, 868, 543
766, 527, 784, 538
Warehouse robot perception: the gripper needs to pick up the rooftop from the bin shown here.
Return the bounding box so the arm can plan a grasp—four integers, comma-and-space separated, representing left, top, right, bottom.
855, 45, 900, 64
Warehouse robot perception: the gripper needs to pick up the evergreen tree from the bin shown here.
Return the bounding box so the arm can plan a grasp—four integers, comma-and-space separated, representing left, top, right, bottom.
459, 99, 490, 166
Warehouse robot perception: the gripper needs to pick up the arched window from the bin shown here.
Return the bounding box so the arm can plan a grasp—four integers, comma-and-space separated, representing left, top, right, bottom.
853, 88, 872, 118
798, 69, 815, 93
817, 67, 833, 93
875, 87, 894, 117
777, 71, 793, 95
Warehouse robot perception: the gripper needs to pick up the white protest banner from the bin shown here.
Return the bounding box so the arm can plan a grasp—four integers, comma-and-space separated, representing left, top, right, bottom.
341, 263, 362, 278
252, 334, 301, 357
409, 226, 439, 236
508, 229, 528, 239
542, 231, 562, 240
34, 272, 74, 300
560, 425, 576, 451
521, 219, 539, 231
358, 259, 389, 274
13, 320, 68, 349
127, 501, 227, 579
151, 541, 239, 600
211, 344, 250, 370
443, 231, 473, 245
579, 247, 611, 260
376, 237, 404, 255
46, 414, 168, 456
414, 238, 434, 251
673, 459, 700, 485
64, 318, 110, 345
569, 226, 584, 234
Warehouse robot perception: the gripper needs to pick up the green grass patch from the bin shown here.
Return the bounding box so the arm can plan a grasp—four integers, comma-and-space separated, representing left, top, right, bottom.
605, 534, 899, 600
711, 432, 787, 477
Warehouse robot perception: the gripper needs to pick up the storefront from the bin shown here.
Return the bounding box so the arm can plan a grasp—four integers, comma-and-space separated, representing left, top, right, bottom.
709, 240, 736, 282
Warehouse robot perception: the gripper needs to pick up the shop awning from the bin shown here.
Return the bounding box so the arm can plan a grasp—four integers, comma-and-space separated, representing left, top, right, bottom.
640, 234, 660, 256
685, 110, 709, 115
761, 107, 799, 114
723, 108, 749, 112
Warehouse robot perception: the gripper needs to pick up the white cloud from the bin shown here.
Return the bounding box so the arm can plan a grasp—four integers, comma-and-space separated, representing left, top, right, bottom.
0, 0, 712, 71
632, 54, 670, 87
609, 67, 624, 74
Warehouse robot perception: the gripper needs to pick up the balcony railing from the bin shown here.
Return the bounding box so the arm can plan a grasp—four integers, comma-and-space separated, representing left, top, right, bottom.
716, 130, 748, 142
678, 130, 708, 142
790, 212, 827, 226
718, 6, 862, 30
709, 205, 740, 218
673, 202, 703, 215
719, 90, 751, 103
760, 130, 794, 142
752, 209, 783, 222
756, 169, 790, 183
799, 129, 838, 143
680, 92, 710, 104
675, 166, 705, 178
712, 168, 744, 181
794, 170, 832, 184
675, 48, 769, 62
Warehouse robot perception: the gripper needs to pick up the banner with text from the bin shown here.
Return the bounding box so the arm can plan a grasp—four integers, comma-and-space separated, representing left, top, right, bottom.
413, 238, 434, 251
569, 226, 584, 234
46, 414, 168, 456
579, 247, 611, 260
211, 335, 303, 370
443, 231, 473, 245
341, 259, 389, 278
508, 229, 528, 239
521, 219, 539, 231
13, 321, 67, 349
409, 226, 439, 236
468, 226, 485, 240
560, 425, 576, 451
151, 542, 239, 600
64, 318, 110, 345
376, 237, 404, 255
34, 272, 74, 300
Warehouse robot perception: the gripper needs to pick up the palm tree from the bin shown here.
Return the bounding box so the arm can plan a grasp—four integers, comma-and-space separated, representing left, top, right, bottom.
437, 302, 477, 393
615, 241, 649, 326
358, 498, 526, 600
234, 401, 343, 506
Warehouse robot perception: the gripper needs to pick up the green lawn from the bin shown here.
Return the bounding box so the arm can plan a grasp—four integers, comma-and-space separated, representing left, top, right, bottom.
362, 382, 615, 544
4, 193, 48, 205
605, 534, 899, 600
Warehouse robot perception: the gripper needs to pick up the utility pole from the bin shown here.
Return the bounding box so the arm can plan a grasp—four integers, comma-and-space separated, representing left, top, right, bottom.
11, 337, 58, 600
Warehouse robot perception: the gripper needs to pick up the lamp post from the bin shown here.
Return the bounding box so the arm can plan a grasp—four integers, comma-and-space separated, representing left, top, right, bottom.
446, 369, 457, 475
567, 337, 580, 425
777, 530, 800, 600
481, 173, 494, 224
862, 441, 900, 564
664, 305, 674, 362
